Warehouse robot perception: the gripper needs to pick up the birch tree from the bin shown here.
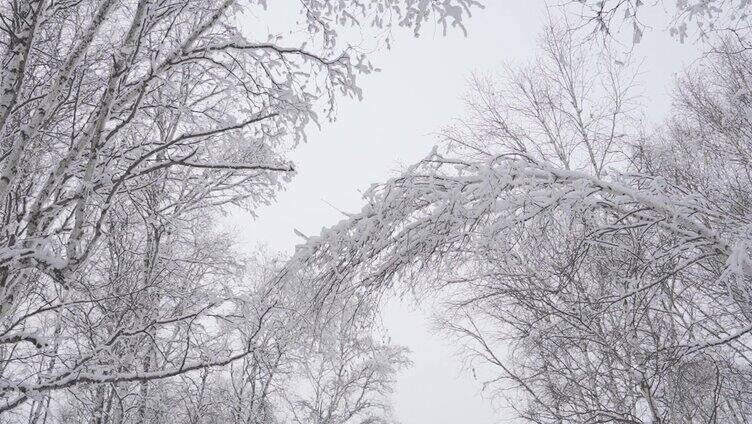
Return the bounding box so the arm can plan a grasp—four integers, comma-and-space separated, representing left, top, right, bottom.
0, 0, 480, 419
283, 27, 752, 423
568, 0, 752, 44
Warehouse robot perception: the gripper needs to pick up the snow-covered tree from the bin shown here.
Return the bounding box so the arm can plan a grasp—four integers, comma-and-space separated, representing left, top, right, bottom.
568, 0, 752, 44
283, 26, 752, 422
0, 0, 480, 420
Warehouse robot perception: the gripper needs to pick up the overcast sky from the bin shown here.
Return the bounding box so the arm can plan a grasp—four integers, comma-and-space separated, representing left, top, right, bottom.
230, 2, 701, 422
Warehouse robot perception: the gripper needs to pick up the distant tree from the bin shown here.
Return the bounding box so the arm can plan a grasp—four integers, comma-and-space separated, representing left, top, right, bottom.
284, 26, 752, 423
283, 325, 410, 424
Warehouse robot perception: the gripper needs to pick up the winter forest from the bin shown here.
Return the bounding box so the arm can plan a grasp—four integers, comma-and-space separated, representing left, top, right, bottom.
2, 0, 752, 422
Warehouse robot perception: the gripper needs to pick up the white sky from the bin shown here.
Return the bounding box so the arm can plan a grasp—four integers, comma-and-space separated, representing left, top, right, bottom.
232, 1, 701, 422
